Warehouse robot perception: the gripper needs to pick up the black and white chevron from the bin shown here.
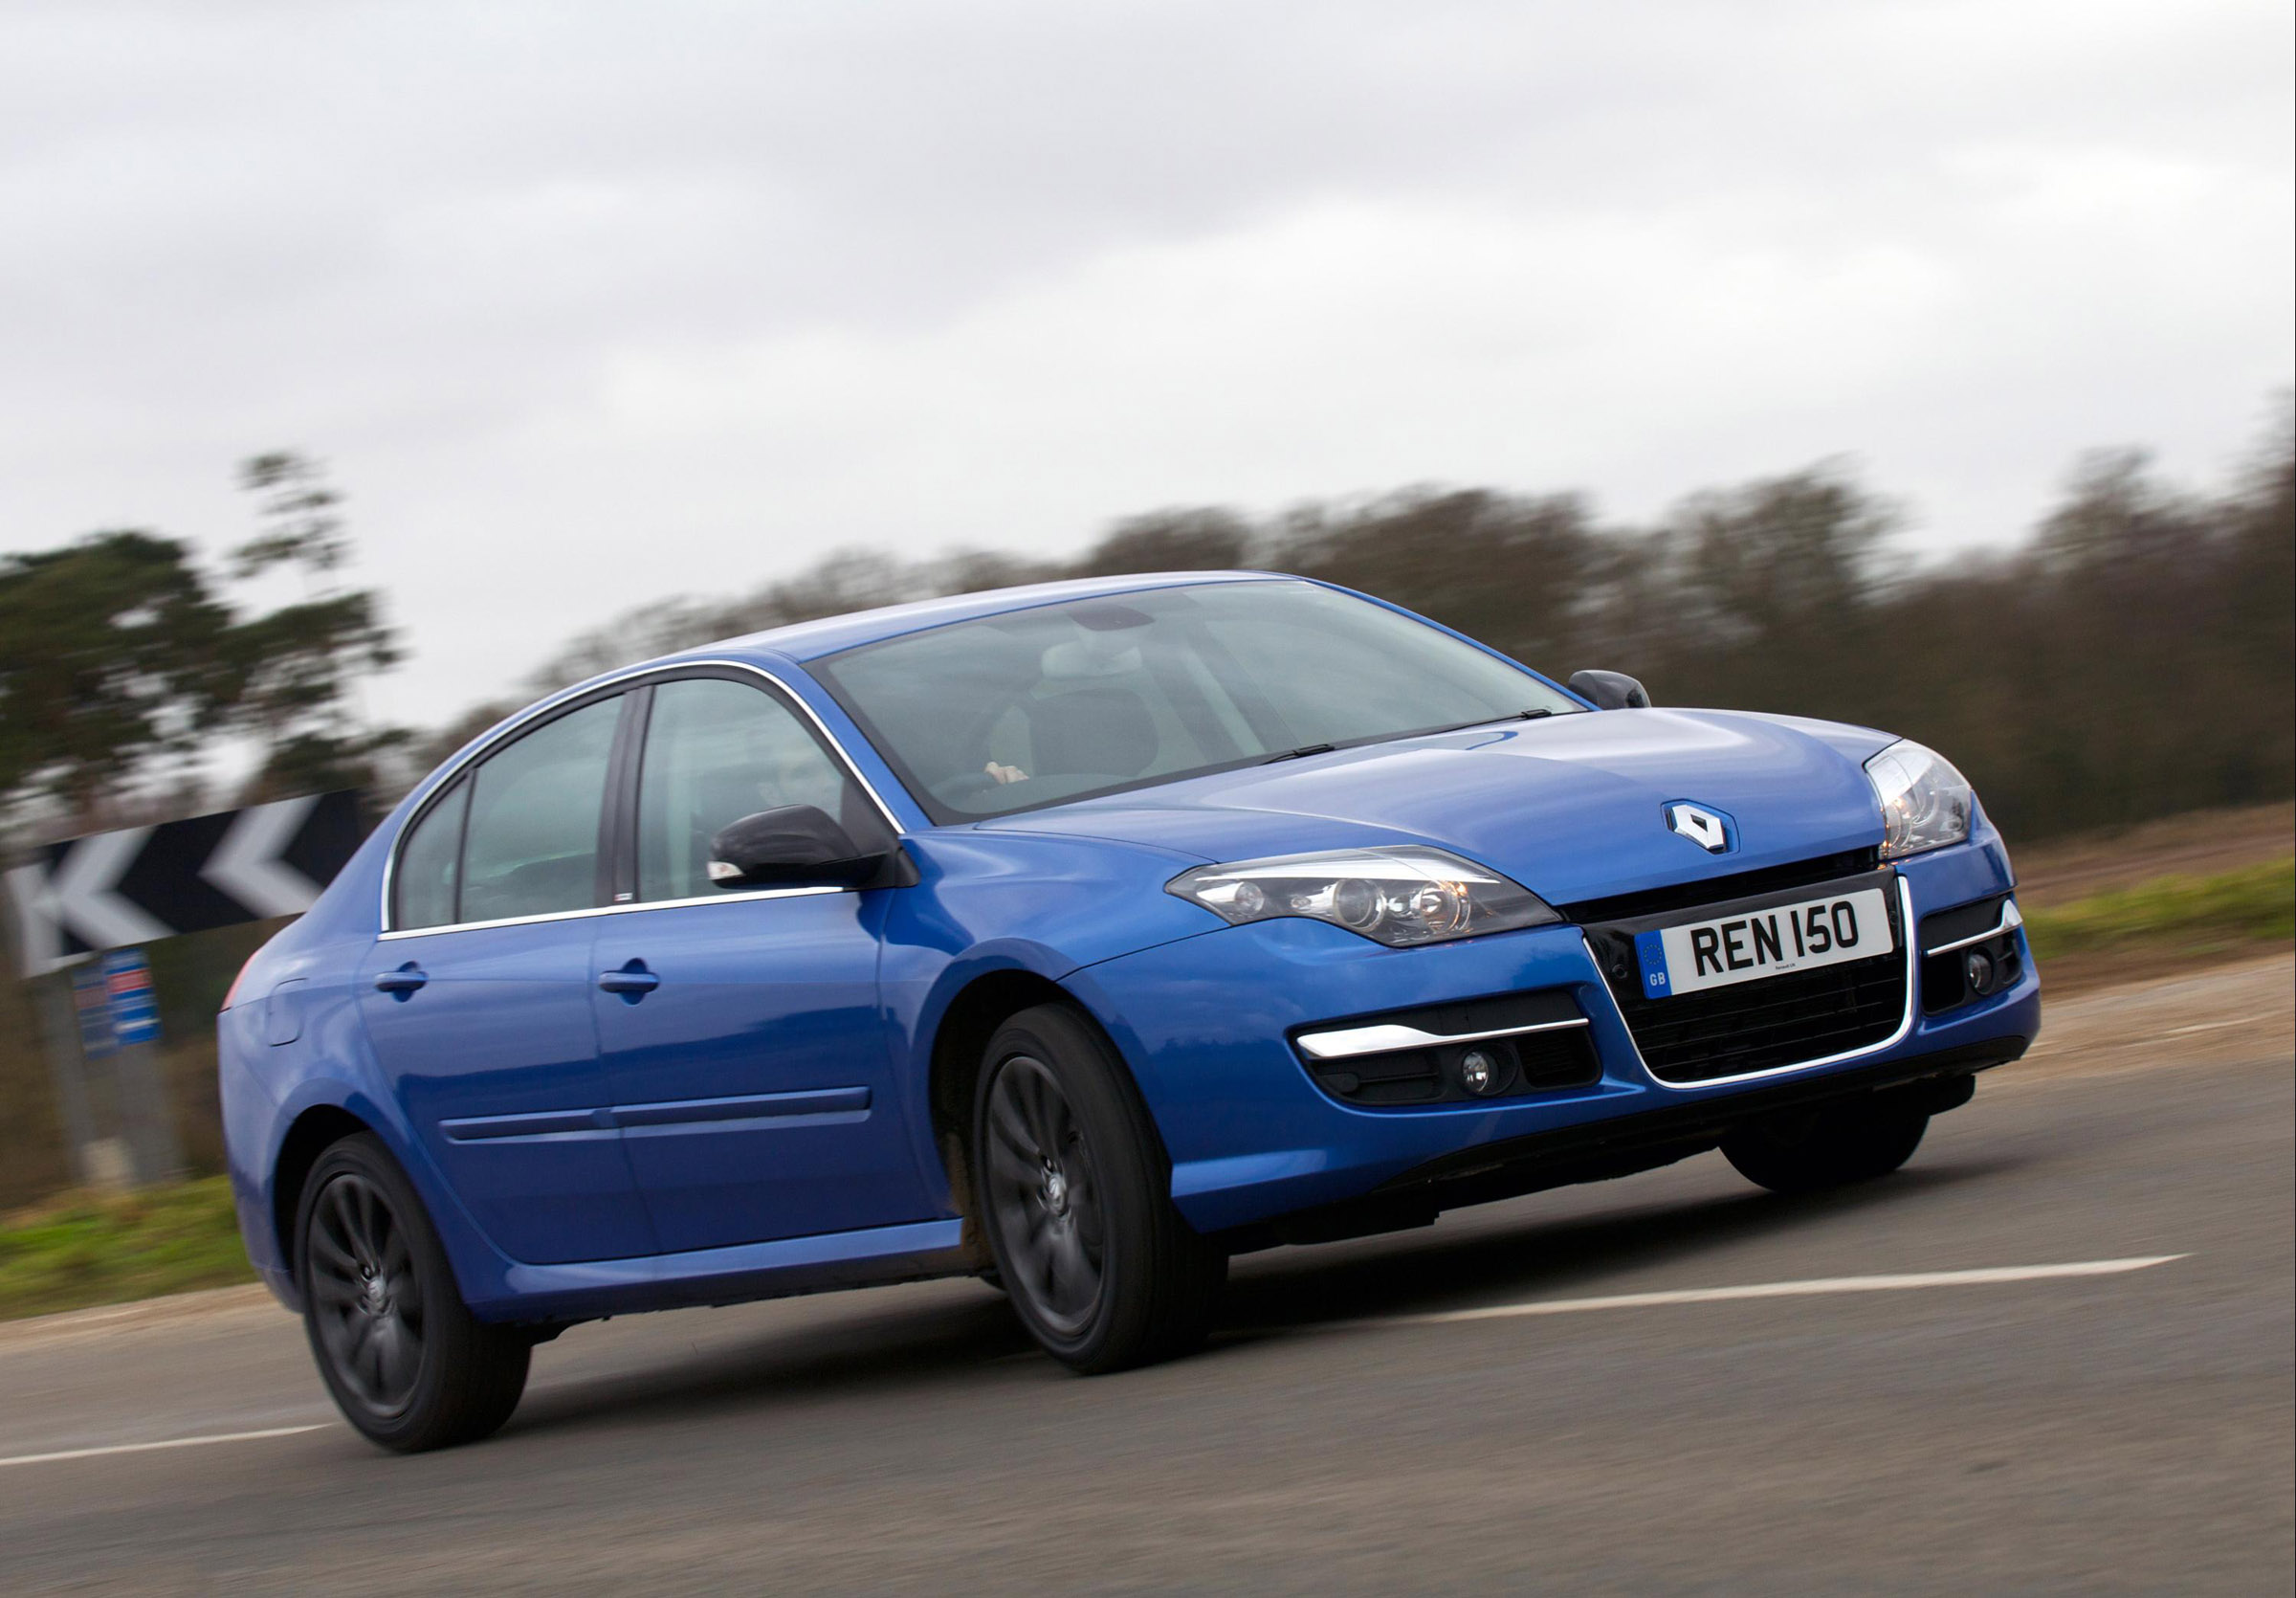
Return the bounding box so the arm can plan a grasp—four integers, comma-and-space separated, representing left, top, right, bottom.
7, 790, 364, 977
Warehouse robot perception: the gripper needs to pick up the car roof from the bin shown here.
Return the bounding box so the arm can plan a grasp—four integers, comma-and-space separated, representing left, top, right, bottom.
697, 569, 1295, 664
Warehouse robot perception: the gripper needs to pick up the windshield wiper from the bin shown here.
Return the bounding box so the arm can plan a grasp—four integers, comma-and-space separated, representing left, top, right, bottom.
1257, 710, 1552, 766
1415, 708, 1556, 738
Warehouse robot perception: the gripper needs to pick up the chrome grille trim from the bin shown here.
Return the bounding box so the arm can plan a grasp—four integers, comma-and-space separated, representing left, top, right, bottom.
1586, 875, 1921, 1092
1294, 1015, 1591, 1062
1924, 898, 2023, 957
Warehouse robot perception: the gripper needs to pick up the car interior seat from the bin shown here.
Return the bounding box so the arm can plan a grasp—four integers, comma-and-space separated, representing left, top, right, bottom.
1025, 687, 1159, 781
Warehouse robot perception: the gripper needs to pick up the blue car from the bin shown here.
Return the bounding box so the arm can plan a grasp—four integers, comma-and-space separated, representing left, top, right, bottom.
219, 573, 2038, 1450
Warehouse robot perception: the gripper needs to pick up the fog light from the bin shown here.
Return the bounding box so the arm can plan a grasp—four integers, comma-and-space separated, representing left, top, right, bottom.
1458, 1047, 1504, 1096
1963, 949, 1997, 996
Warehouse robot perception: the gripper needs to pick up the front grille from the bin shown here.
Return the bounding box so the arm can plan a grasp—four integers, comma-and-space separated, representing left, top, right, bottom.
1560, 847, 1881, 926
1584, 866, 1908, 1083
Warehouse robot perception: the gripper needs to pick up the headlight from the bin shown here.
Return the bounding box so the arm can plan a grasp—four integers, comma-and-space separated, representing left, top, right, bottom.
1166, 846, 1560, 947
1865, 740, 1974, 859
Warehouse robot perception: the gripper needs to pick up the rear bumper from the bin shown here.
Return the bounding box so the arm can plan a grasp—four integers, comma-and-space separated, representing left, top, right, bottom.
216, 1006, 298, 1310
1067, 838, 2038, 1234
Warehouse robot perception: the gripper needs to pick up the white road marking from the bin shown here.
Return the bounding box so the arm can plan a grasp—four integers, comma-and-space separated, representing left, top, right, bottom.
0, 1424, 326, 1470
1363, 1255, 2188, 1328
2161, 1016, 2266, 1036
0, 1260, 2189, 1462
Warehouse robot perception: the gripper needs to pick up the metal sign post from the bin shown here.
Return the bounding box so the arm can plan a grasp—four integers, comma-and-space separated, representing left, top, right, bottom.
101, 948, 182, 1184
34, 967, 107, 1188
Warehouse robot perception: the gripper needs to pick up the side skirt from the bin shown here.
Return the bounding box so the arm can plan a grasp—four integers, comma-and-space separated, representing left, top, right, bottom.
472, 1217, 971, 1325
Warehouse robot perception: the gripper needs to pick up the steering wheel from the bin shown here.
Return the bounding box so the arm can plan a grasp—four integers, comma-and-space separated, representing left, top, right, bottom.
937, 770, 1008, 809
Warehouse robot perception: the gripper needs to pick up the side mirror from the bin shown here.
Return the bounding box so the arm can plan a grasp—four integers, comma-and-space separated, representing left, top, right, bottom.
1568, 669, 1653, 710
708, 805, 886, 888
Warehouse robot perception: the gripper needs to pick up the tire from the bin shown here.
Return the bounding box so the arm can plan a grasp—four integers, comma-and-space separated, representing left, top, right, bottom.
973, 1004, 1225, 1373
1722, 1096, 1932, 1195
295, 1133, 531, 1453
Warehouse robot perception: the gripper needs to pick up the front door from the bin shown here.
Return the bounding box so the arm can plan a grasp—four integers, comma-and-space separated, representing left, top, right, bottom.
359, 694, 655, 1266
592, 672, 930, 1254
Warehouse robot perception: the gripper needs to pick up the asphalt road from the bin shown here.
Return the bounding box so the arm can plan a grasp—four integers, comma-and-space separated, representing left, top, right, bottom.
4, 960, 2290, 1594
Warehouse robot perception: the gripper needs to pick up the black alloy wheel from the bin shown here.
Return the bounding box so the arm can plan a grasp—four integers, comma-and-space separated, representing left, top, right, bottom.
1721, 1096, 1932, 1195
306, 1168, 426, 1417
296, 1133, 531, 1452
984, 1053, 1108, 1336
975, 1005, 1225, 1373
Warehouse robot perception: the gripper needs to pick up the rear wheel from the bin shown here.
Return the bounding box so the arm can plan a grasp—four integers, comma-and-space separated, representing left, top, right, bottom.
974, 1005, 1225, 1372
1722, 1097, 1931, 1195
296, 1133, 530, 1452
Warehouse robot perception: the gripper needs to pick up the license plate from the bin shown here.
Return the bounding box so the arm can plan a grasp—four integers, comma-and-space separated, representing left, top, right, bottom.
1634, 887, 1895, 999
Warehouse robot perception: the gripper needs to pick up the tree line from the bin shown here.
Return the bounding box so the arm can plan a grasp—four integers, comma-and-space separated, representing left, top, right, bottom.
512, 406, 2292, 844
4, 402, 2289, 850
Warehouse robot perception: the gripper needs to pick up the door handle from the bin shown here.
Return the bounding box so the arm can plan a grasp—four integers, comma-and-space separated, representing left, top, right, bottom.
597, 961, 660, 1000
373, 963, 428, 997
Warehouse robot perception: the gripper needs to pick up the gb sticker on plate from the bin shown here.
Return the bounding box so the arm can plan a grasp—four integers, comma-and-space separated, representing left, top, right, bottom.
1633, 928, 1673, 999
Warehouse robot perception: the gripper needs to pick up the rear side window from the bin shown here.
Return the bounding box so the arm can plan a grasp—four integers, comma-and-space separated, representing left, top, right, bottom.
457, 697, 623, 923
393, 777, 469, 930
635, 677, 860, 902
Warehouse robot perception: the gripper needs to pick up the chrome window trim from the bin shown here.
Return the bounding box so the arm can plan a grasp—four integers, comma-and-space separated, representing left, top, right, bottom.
1923, 897, 2023, 958
378, 657, 904, 935
1294, 1015, 1590, 1062
1589, 875, 1922, 1092
376, 884, 848, 942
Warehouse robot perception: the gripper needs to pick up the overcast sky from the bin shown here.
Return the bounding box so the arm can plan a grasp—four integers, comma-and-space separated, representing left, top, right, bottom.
3, 0, 2289, 730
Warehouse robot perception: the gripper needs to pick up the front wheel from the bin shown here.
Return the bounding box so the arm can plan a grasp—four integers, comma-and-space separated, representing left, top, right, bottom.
1722, 1097, 1931, 1195
296, 1133, 531, 1452
974, 1005, 1225, 1373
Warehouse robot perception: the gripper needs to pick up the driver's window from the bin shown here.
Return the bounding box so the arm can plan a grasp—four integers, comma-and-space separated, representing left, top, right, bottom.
635, 677, 856, 902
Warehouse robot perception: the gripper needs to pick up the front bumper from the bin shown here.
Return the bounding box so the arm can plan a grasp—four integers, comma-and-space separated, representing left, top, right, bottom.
1066, 838, 2038, 1235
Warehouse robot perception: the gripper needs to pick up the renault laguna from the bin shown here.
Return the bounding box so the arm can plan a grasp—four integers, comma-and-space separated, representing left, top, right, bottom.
219, 573, 2038, 1450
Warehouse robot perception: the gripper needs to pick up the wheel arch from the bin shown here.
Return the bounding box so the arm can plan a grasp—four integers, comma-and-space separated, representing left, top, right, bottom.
271, 1102, 376, 1282
924, 967, 1185, 1256
928, 970, 1071, 1253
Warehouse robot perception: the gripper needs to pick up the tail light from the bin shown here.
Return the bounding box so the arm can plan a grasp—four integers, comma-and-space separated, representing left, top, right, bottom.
222, 953, 259, 1012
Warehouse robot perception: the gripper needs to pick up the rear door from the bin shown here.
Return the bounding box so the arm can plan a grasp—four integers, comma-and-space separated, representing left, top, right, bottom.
591, 670, 932, 1254
358, 693, 656, 1265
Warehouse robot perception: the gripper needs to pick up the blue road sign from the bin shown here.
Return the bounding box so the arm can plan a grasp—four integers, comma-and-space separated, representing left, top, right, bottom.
72, 963, 119, 1059
100, 948, 162, 1047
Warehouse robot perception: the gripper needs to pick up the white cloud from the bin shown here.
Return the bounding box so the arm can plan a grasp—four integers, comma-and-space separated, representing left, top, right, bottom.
0, 0, 2286, 728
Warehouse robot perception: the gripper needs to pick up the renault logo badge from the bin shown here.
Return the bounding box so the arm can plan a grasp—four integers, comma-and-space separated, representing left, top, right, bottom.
1666, 802, 1733, 854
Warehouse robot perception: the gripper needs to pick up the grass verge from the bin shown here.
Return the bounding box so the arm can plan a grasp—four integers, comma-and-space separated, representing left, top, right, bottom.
2026, 856, 2293, 961
0, 1176, 255, 1322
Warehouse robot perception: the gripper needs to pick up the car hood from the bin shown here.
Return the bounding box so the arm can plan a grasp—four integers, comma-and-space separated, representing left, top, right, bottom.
974, 708, 1897, 909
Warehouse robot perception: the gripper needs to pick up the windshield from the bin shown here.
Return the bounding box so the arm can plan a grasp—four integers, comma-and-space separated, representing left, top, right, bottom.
812, 580, 1579, 822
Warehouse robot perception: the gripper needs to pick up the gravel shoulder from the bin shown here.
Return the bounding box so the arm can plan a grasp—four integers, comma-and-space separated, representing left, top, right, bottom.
2005, 950, 2293, 1082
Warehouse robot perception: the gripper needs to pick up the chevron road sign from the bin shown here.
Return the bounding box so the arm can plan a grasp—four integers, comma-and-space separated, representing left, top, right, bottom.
6, 790, 364, 978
